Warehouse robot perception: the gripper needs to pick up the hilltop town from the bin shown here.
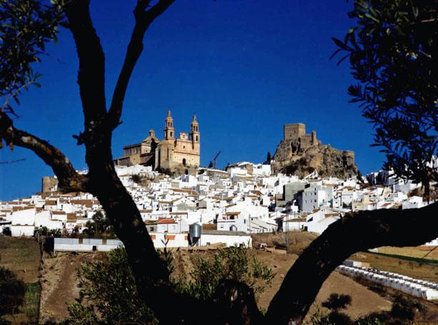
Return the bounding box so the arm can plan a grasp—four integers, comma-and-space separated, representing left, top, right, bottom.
0, 159, 434, 246
1, 120, 438, 318
1, 119, 434, 246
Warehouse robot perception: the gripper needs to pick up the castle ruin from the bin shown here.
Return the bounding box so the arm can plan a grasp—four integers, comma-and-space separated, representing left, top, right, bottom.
273, 123, 358, 178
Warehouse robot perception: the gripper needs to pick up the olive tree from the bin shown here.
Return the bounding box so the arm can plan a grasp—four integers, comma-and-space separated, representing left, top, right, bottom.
1, 0, 437, 324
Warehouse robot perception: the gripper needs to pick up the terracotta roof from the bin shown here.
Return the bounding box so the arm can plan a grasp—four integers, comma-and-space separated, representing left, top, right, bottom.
158, 218, 177, 224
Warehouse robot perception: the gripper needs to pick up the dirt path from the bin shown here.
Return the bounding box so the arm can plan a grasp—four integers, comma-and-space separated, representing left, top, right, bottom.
39, 253, 95, 322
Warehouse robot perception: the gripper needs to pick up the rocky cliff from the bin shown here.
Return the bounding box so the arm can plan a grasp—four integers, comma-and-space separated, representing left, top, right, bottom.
273, 123, 359, 178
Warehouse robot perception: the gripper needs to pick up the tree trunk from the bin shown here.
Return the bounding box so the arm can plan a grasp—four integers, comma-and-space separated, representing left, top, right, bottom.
265, 202, 438, 324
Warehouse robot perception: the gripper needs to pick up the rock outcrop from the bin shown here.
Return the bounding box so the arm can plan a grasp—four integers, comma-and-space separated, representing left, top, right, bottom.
273, 123, 359, 178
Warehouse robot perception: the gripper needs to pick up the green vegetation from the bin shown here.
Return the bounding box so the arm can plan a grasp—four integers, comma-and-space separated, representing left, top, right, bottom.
66, 248, 156, 324
0, 266, 26, 322
177, 247, 275, 301
20, 282, 41, 324
333, 0, 438, 194
0, 236, 41, 324
81, 211, 116, 238
66, 247, 274, 324
355, 295, 426, 325
310, 294, 353, 325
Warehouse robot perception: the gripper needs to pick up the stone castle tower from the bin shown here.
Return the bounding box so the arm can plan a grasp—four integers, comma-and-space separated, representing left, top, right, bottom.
275, 123, 320, 161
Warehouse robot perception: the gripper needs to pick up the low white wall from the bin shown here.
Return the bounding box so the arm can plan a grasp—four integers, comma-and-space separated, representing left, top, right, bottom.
199, 234, 252, 248
54, 232, 253, 252
54, 238, 123, 252
11, 225, 35, 237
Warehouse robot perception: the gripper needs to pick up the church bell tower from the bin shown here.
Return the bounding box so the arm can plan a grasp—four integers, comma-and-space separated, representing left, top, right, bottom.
164, 110, 175, 140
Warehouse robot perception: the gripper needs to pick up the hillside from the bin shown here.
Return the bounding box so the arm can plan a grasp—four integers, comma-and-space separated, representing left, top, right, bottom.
1, 235, 438, 323
0, 236, 41, 323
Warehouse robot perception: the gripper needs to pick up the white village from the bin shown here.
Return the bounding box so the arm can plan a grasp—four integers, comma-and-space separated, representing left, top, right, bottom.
2, 159, 438, 302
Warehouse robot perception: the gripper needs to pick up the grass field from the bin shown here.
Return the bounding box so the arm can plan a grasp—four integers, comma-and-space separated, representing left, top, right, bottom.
351, 250, 438, 283
0, 235, 41, 323
376, 245, 438, 261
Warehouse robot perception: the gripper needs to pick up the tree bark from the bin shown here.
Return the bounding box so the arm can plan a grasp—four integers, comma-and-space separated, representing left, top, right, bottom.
0, 111, 87, 193
65, 1, 196, 323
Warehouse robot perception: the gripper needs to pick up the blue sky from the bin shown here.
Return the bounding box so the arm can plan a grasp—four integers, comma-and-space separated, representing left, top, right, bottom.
0, 0, 386, 200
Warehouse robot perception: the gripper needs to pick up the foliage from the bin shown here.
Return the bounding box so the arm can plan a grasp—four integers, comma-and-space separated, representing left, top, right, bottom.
20, 282, 41, 324
355, 294, 426, 325
66, 248, 157, 325
333, 0, 438, 193
0, 266, 26, 319
321, 293, 352, 312
308, 293, 353, 325
177, 247, 274, 301
390, 294, 425, 321
82, 211, 115, 238
66, 246, 273, 323
0, 0, 63, 113
265, 151, 272, 164
35, 226, 61, 237
131, 174, 142, 184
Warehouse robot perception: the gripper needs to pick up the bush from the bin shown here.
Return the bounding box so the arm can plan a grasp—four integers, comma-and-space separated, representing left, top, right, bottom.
390, 295, 425, 321
66, 247, 274, 323
177, 246, 274, 300
0, 266, 26, 319
310, 293, 353, 325
65, 248, 156, 324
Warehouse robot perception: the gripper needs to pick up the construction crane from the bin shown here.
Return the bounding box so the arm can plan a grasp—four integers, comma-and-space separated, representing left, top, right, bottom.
208, 151, 221, 169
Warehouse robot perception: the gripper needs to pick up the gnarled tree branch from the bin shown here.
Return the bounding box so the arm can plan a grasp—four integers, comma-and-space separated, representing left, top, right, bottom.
64, 1, 197, 323
0, 111, 88, 193
64, 0, 106, 126
265, 202, 438, 324
107, 0, 175, 129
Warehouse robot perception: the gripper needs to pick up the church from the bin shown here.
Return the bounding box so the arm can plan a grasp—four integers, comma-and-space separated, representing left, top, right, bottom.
115, 111, 200, 173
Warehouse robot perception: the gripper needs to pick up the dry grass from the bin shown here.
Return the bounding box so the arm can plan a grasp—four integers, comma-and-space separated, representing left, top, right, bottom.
251, 231, 317, 255
0, 235, 40, 283
351, 251, 438, 283
0, 235, 41, 323
377, 246, 438, 260
2, 234, 437, 323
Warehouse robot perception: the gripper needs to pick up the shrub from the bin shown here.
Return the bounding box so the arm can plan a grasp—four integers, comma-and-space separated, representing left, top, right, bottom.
390, 295, 425, 321
0, 266, 26, 319
65, 248, 156, 324
177, 247, 274, 300
66, 247, 273, 323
